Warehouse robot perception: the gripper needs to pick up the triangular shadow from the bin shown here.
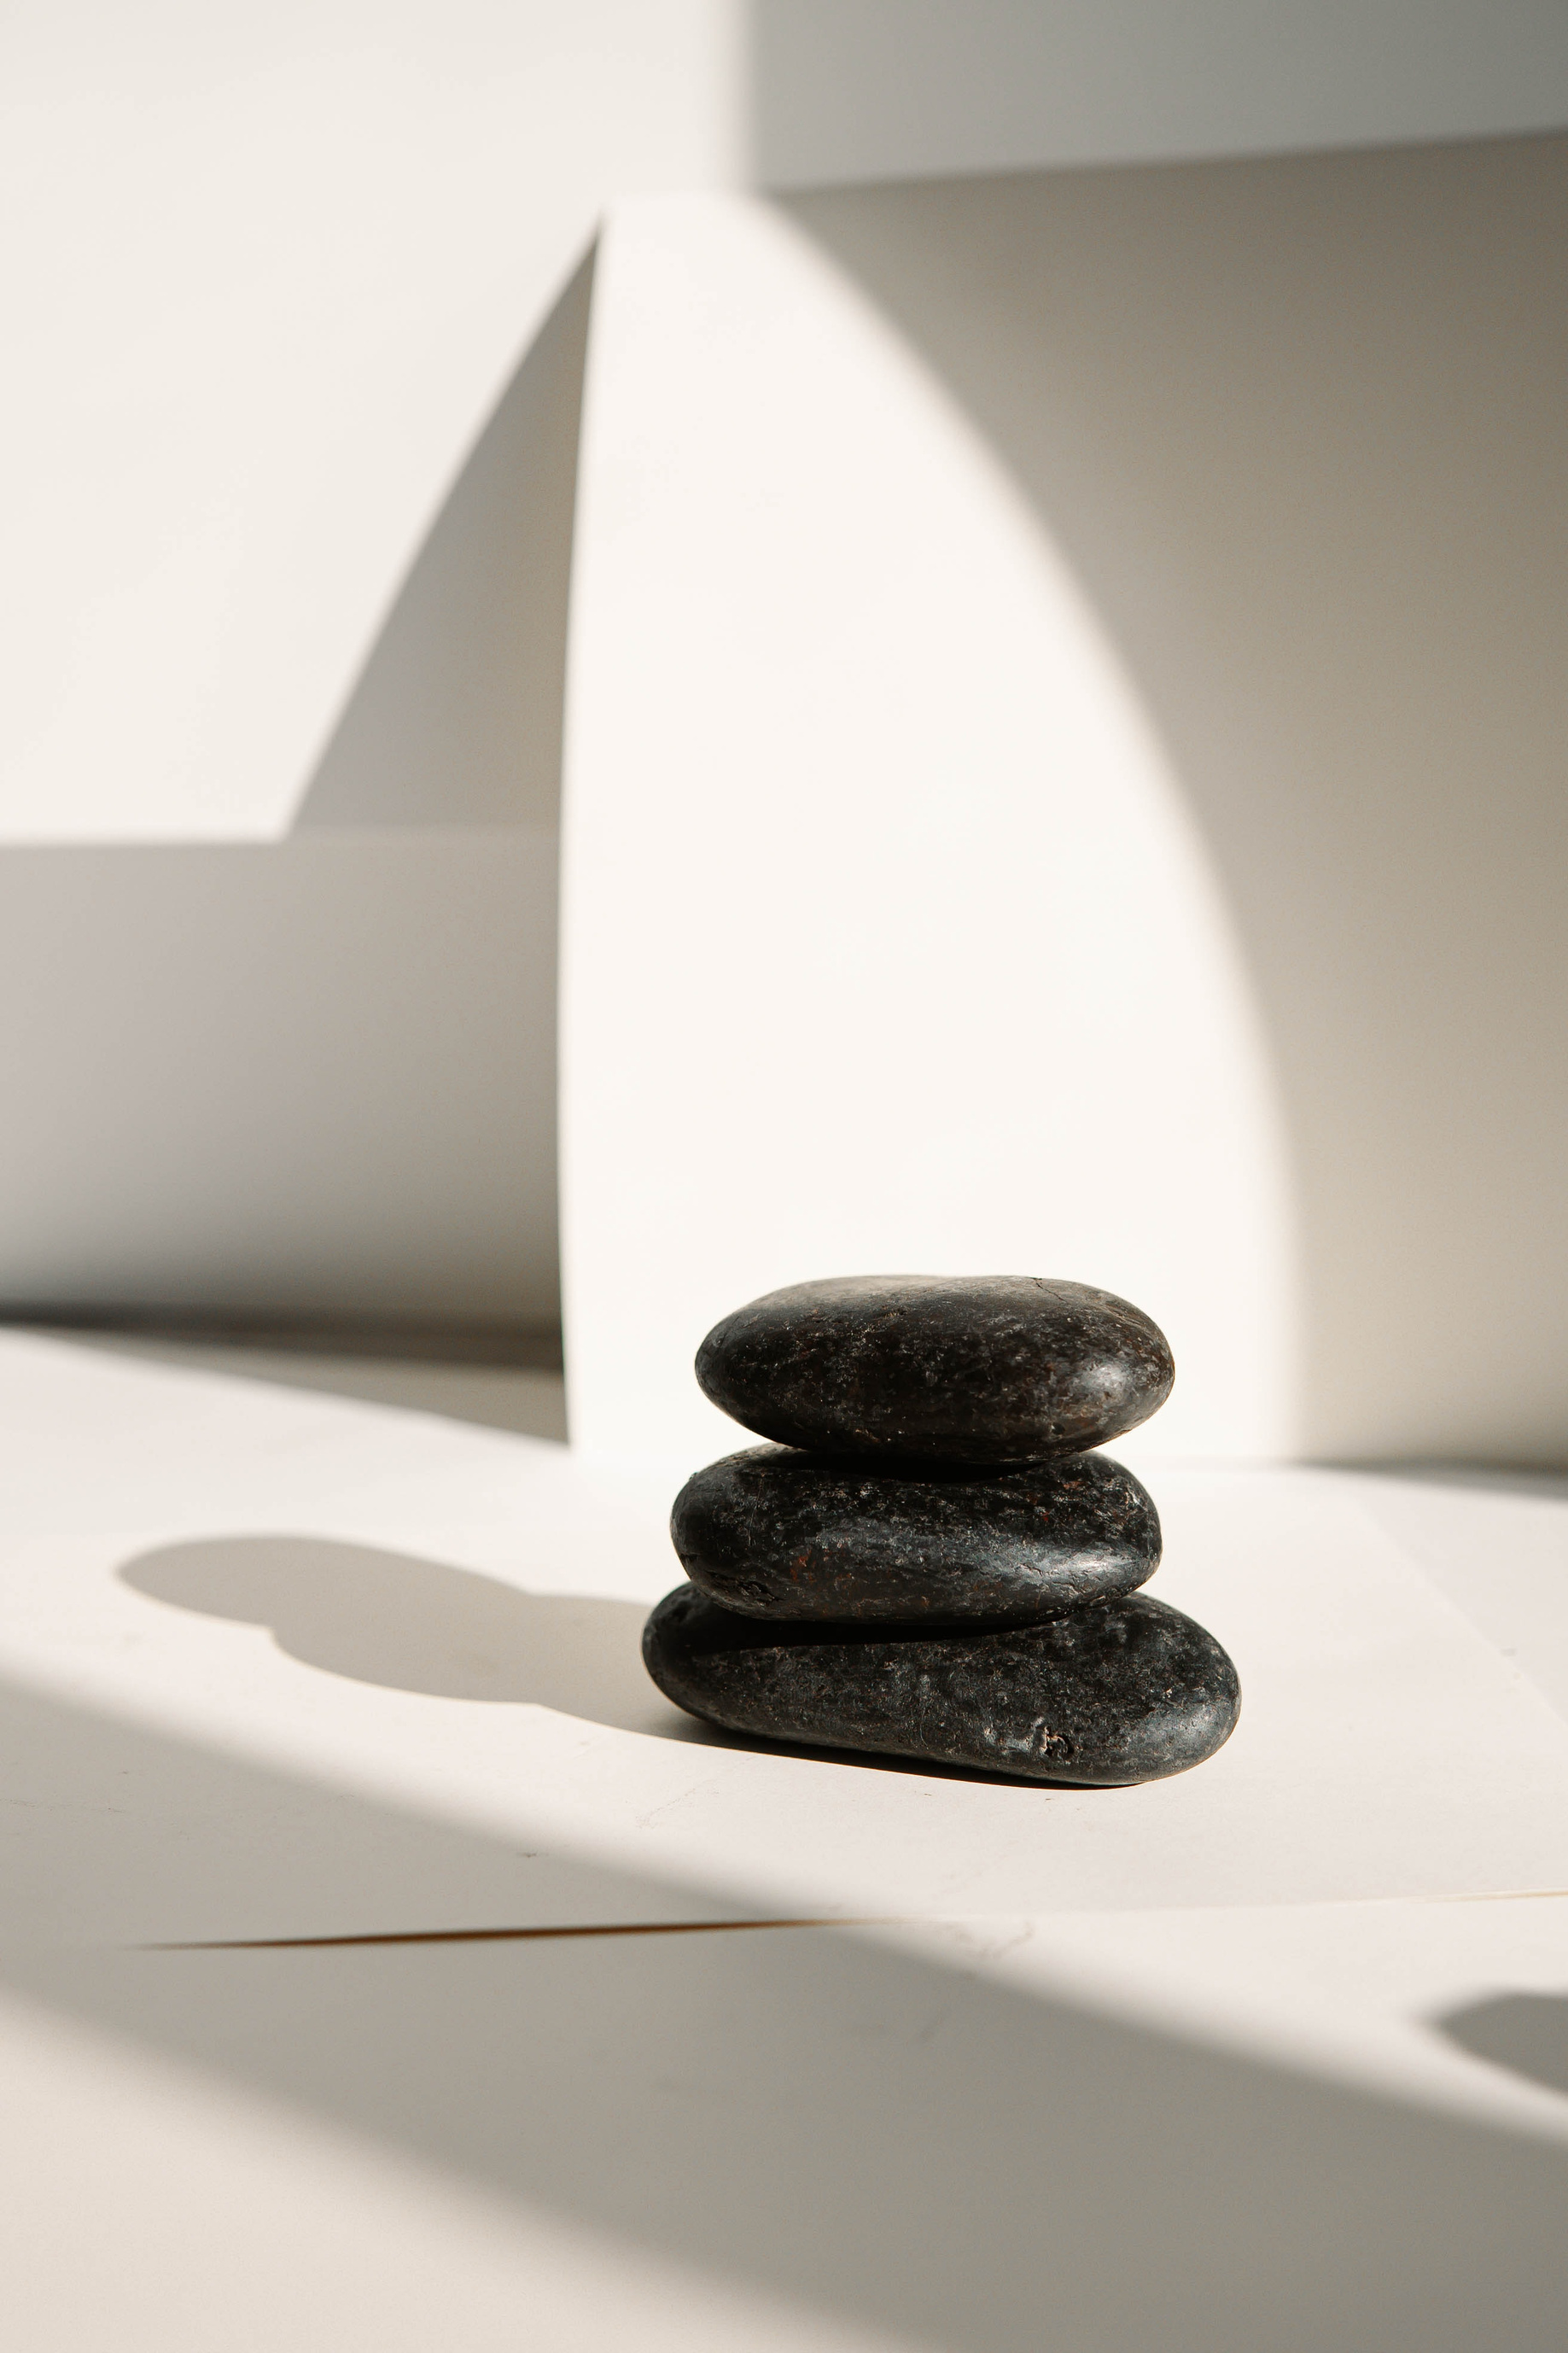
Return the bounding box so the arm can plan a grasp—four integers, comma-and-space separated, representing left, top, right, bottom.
293, 246, 596, 830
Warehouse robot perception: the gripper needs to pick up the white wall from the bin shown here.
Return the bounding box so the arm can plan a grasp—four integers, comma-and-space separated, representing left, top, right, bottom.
560, 194, 1294, 1466
6, 5, 1568, 1441
562, 137, 1568, 1464
779, 137, 1568, 1461
0, 0, 741, 844
0, 9, 681, 1323
9, 0, 1562, 850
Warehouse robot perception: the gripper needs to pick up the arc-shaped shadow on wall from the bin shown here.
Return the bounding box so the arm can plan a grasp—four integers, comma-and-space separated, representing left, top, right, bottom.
782, 135, 1568, 1463
4, 1667, 1568, 2348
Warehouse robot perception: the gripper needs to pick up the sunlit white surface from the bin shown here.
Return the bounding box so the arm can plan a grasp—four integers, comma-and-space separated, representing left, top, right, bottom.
0, 1334, 1567, 2346
1, 1331, 1564, 1931
561, 194, 1297, 1464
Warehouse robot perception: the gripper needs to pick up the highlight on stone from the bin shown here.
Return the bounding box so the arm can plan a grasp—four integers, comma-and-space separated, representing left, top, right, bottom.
644, 1274, 1239, 1785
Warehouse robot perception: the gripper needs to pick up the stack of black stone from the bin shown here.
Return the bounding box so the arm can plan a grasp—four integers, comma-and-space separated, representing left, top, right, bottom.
644, 1276, 1240, 1785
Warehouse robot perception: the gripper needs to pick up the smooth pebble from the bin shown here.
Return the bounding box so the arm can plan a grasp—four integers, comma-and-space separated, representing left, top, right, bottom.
695, 1275, 1175, 1463
644, 1585, 1239, 1785
671, 1445, 1159, 1621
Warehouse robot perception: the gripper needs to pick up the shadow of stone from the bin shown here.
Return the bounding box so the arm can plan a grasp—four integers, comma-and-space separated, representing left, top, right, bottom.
1438, 1991, 1568, 2101
122, 1534, 683, 1734
118, 1534, 1145, 1787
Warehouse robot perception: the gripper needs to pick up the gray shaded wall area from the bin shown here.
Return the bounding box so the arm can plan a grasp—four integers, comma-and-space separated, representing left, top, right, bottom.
750, 1, 1568, 189
0, 835, 557, 1324
786, 133, 1568, 1461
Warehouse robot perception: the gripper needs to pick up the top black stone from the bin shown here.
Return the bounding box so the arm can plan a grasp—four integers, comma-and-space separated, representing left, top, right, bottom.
695, 1275, 1175, 1463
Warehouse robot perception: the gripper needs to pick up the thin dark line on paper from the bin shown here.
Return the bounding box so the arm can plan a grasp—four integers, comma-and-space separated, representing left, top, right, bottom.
143, 1917, 886, 1953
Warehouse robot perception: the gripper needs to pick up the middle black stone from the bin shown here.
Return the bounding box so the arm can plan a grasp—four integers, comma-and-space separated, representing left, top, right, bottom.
670, 1444, 1160, 1623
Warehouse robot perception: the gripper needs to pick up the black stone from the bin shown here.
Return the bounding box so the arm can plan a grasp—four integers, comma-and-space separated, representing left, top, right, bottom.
643, 1585, 1239, 1785
695, 1276, 1175, 1463
671, 1446, 1160, 1622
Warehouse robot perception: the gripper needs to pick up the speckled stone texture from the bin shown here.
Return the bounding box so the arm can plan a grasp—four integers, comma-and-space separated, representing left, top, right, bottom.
671, 1445, 1159, 1621
644, 1585, 1240, 1785
695, 1275, 1175, 1463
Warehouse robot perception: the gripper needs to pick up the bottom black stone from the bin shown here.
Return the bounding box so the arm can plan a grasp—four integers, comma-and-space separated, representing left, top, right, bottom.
643, 1585, 1240, 1786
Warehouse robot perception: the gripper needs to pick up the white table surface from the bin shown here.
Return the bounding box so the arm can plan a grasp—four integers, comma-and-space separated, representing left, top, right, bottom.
3, 1328, 1567, 2351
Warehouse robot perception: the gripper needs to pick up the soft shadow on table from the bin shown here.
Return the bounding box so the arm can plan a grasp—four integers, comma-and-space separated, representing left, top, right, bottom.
119, 1536, 1102, 1785
1439, 1992, 1568, 2100
122, 1536, 679, 1734
3, 1669, 1568, 2350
